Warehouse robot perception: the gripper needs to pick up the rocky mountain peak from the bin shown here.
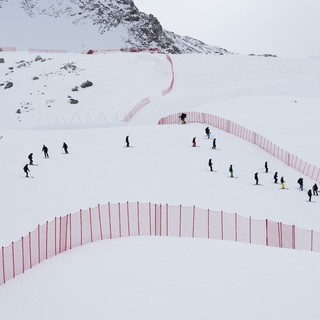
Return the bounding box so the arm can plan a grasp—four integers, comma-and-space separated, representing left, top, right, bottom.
0, 0, 229, 54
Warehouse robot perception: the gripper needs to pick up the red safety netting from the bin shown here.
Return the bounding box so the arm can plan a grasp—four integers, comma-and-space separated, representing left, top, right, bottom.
1, 202, 319, 286
158, 112, 320, 183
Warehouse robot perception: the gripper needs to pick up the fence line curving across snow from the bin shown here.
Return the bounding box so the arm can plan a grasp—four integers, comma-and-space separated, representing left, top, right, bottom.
158, 112, 320, 183
29, 48, 68, 54
0, 47, 16, 52
122, 54, 175, 122
1, 201, 319, 286
162, 55, 175, 96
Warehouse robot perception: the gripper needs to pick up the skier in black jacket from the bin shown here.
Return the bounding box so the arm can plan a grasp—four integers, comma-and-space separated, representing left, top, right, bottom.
297, 178, 303, 191
192, 137, 196, 147
126, 136, 130, 147
208, 159, 213, 172
307, 189, 312, 202
274, 172, 278, 184
62, 142, 68, 154
265, 161, 268, 173
254, 172, 259, 185
42, 145, 49, 158
212, 138, 216, 150
28, 153, 33, 165
23, 164, 30, 178
313, 183, 318, 196
229, 165, 234, 178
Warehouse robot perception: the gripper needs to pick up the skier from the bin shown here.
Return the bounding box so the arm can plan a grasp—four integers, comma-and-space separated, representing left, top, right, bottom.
312, 183, 318, 196
265, 161, 268, 173
42, 145, 49, 158
208, 159, 213, 172
28, 153, 33, 165
23, 164, 30, 178
179, 113, 187, 124
274, 172, 278, 184
297, 178, 303, 191
192, 137, 196, 147
254, 172, 259, 185
280, 176, 285, 189
205, 127, 211, 139
229, 165, 234, 178
212, 138, 216, 150
307, 189, 312, 202
125, 136, 130, 147
62, 142, 68, 154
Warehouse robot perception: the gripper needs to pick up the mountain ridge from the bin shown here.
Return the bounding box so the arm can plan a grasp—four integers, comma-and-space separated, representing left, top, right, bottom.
0, 0, 229, 54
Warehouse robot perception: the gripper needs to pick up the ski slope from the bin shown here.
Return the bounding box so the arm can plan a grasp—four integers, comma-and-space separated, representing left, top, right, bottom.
0, 51, 320, 319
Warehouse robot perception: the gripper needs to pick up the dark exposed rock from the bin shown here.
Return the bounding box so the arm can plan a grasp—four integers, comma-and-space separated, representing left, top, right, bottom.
1, 0, 229, 55
72, 86, 79, 92
32, 76, 39, 80
0, 58, 4, 63
4, 81, 13, 89
80, 80, 93, 88
69, 98, 79, 104
35, 55, 42, 62
16, 109, 21, 114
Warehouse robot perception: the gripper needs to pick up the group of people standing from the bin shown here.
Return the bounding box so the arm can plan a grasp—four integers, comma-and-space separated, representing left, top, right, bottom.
23, 142, 68, 177
202, 125, 318, 203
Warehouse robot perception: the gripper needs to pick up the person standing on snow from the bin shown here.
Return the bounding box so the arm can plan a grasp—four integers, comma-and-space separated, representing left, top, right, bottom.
125, 136, 130, 148
42, 145, 49, 158
254, 172, 259, 185
179, 113, 187, 124
205, 127, 211, 139
313, 183, 318, 196
297, 178, 303, 191
212, 138, 216, 150
280, 176, 285, 189
23, 164, 30, 178
28, 153, 33, 165
192, 137, 196, 147
274, 172, 278, 184
208, 159, 213, 172
265, 161, 268, 173
62, 142, 68, 154
307, 189, 312, 202
229, 165, 234, 178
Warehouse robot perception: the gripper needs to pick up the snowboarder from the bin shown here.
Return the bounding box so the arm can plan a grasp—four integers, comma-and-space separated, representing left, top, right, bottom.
254, 172, 259, 185
208, 159, 213, 172
297, 178, 303, 191
23, 164, 30, 178
179, 113, 187, 124
312, 183, 318, 196
307, 189, 312, 202
42, 145, 49, 158
205, 127, 211, 139
280, 176, 285, 189
125, 136, 130, 147
62, 142, 68, 154
212, 138, 216, 149
229, 165, 234, 178
28, 153, 33, 165
192, 137, 196, 147
265, 161, 268, 173
274, 172, 278, 184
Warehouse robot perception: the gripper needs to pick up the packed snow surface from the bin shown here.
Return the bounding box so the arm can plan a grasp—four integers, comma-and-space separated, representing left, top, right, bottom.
0, 51, 320, 319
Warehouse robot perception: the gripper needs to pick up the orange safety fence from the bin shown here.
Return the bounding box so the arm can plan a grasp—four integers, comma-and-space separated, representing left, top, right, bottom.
158, 112, 320, 182
1, 202, 319, 286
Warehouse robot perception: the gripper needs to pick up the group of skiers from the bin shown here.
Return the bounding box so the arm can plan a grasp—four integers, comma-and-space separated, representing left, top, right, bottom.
23, 142, 68, 177
201, 125, 318, 203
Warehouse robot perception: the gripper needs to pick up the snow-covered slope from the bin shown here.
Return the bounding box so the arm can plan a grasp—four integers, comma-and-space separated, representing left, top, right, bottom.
0, 0, 228, 54
1, 51, 320, 319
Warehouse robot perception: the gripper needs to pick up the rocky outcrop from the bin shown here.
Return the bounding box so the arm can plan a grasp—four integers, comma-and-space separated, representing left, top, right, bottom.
0, 0, 229, 54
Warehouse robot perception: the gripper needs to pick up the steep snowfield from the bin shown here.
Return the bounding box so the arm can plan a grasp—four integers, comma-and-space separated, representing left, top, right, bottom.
0, 51, 320, 319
